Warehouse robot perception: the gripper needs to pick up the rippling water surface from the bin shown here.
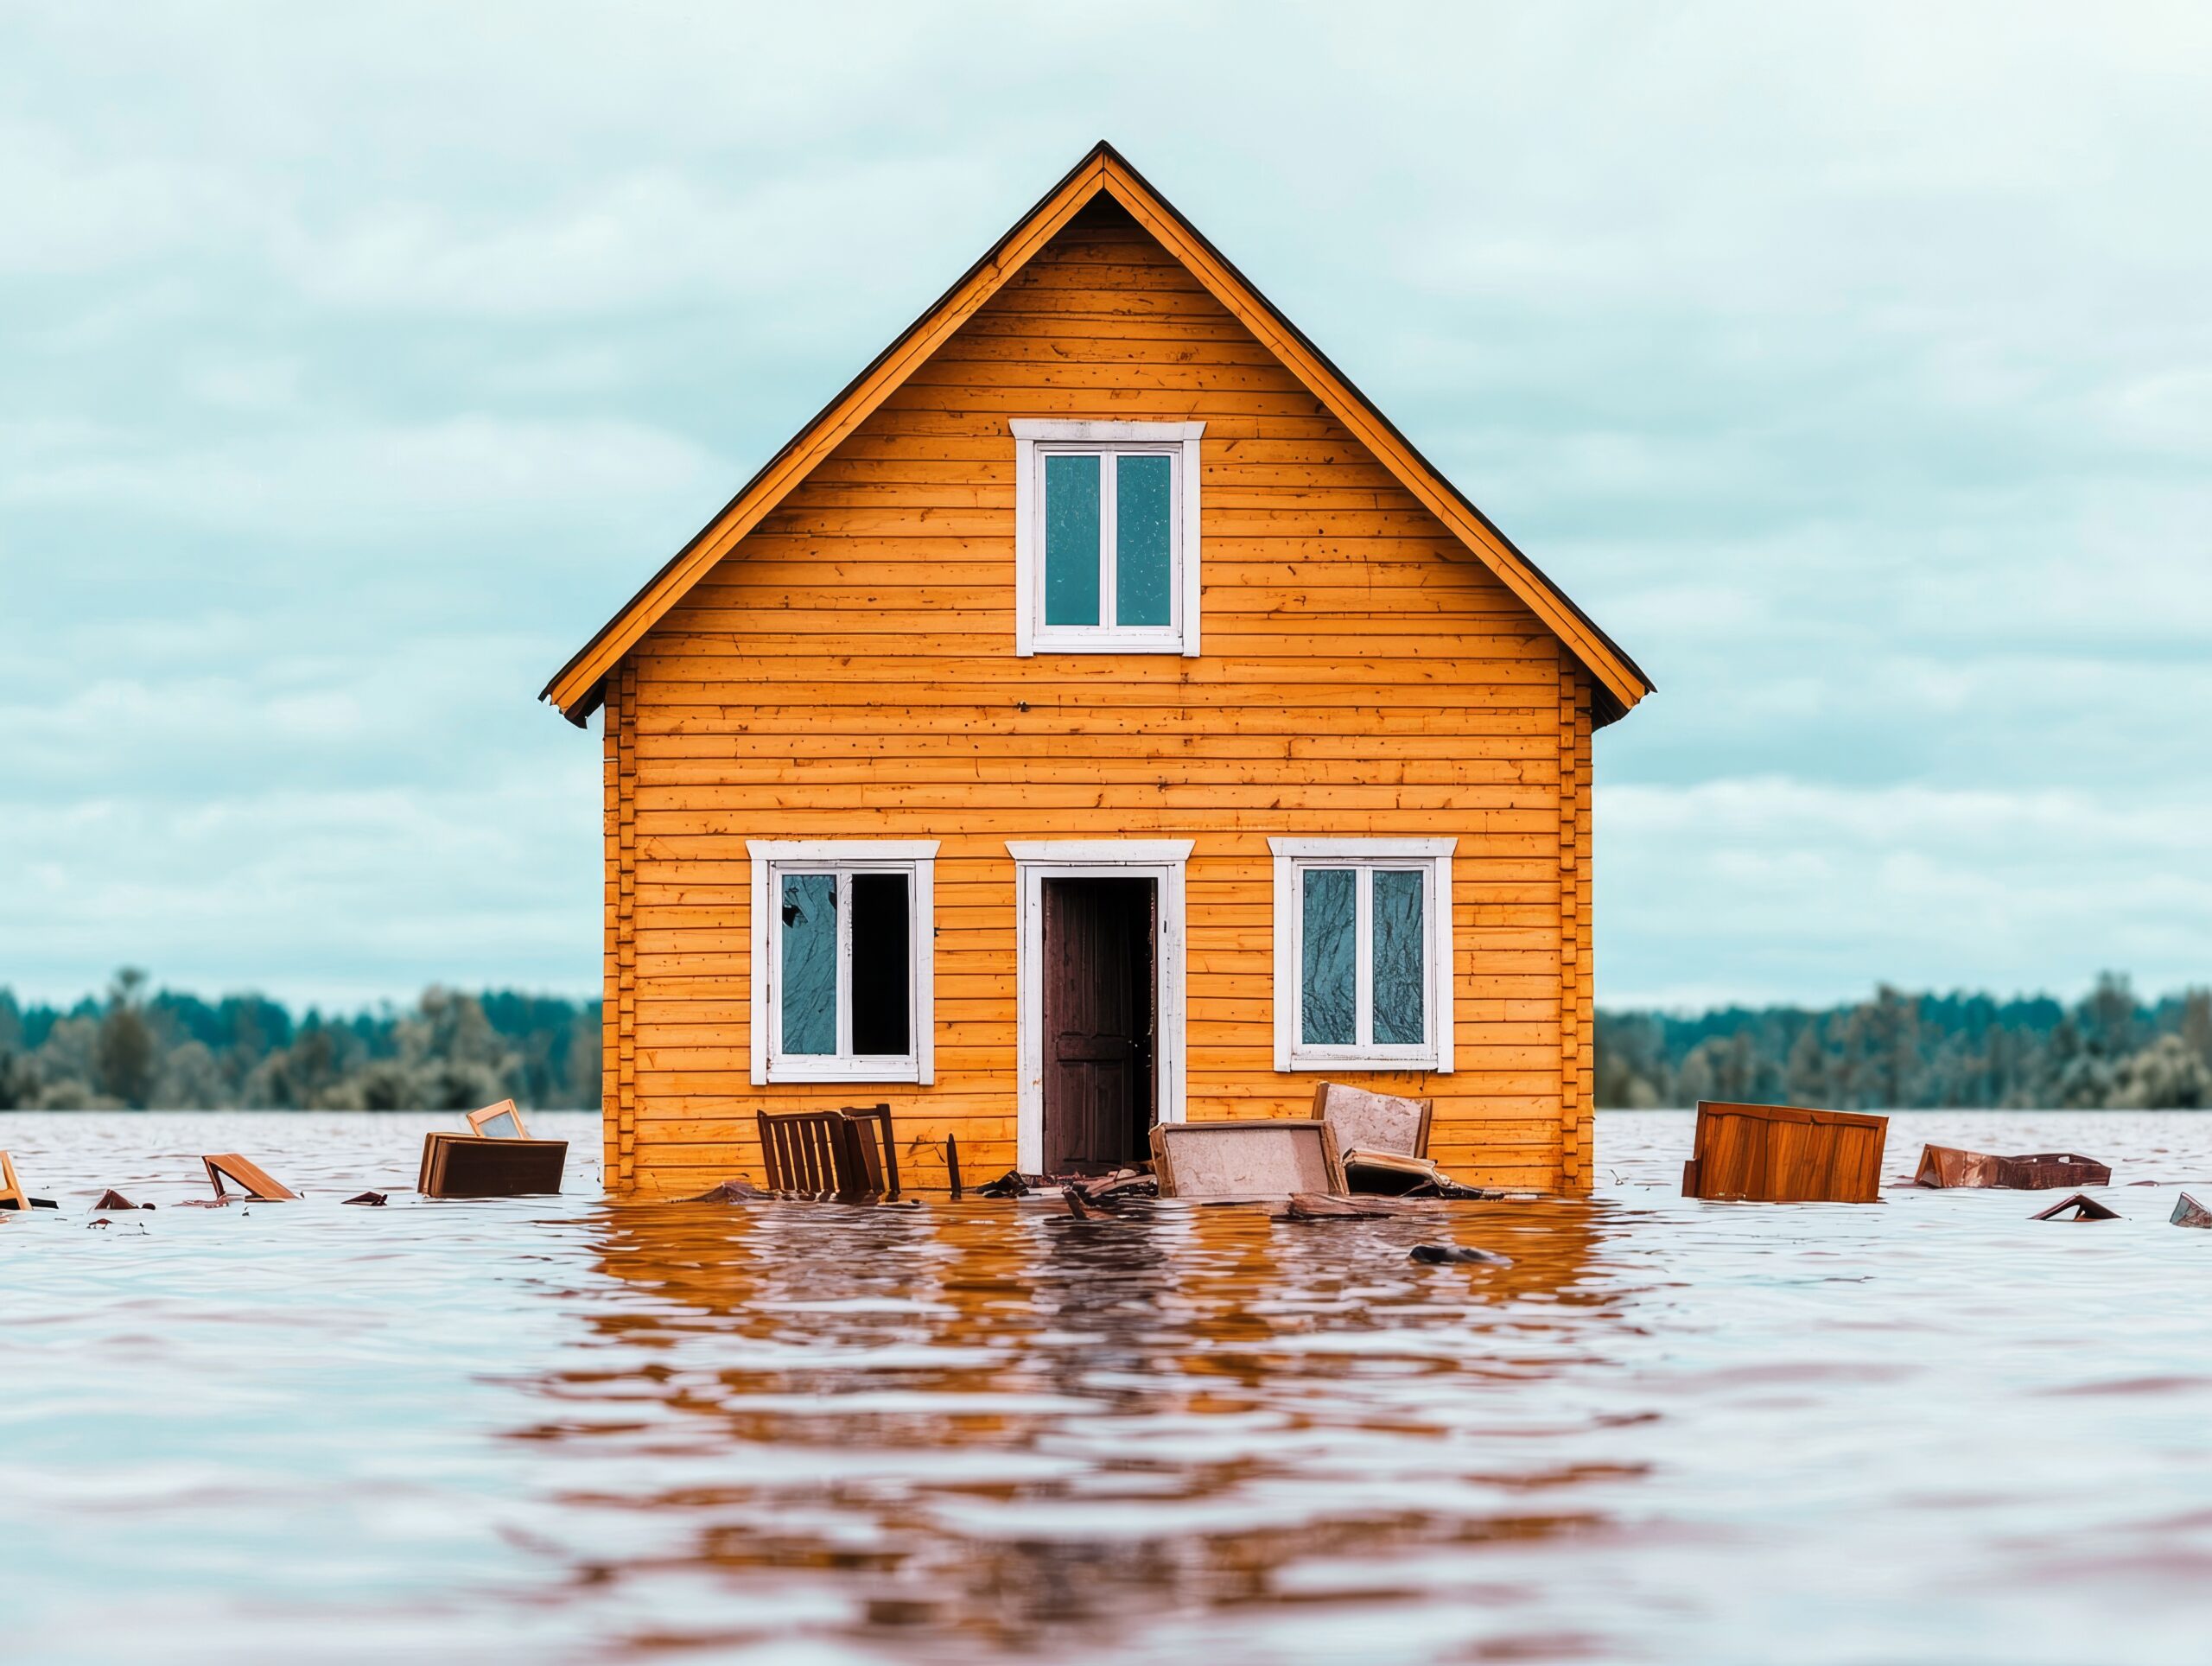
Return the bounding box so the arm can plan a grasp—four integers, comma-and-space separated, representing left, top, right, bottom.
6, 1110, 2212, 1663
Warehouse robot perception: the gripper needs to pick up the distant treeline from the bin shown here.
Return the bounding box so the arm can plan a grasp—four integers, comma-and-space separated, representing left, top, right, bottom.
1598, 974, 2212, 1110
0, 970, 600, 1111
10, 968, 2211, 1114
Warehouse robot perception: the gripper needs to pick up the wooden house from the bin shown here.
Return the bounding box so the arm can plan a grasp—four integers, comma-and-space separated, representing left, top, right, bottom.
542, 143, 1651, 1198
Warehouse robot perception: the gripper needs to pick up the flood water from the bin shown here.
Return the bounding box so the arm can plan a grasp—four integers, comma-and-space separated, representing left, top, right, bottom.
5, 1110, 2212, 1663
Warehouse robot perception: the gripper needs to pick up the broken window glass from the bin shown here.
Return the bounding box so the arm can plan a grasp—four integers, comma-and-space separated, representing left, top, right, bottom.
779, 873, 837, 1056
849, 873, 911, 1056
1301, 868, 1356, 1046
1370, 868, 1426, 1046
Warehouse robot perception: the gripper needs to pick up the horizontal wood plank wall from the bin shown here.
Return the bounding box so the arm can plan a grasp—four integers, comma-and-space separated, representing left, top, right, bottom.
616, 198, 1581, 1195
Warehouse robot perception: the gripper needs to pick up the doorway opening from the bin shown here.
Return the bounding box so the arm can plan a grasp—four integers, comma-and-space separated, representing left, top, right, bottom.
1039, 876, 1157, 1173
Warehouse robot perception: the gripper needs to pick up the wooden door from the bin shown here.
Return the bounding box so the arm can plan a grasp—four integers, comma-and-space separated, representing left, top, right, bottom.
1041, 878, 1156, 1173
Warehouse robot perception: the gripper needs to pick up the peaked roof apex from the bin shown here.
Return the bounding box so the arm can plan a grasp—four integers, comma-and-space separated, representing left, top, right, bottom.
542, 142, 1651, 726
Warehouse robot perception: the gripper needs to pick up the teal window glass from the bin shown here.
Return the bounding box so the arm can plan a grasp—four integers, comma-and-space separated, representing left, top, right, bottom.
1115, 453, 1173, 627
1371, 869, 1427, 1046
1300, 868, 1357, 1046
1044, 453, 1101, 626
779, 873, 837, 1055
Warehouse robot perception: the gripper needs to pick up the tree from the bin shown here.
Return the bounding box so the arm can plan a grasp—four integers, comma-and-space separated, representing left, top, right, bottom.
92, 967, 157, 1109
2115, 1035, 2212, 1110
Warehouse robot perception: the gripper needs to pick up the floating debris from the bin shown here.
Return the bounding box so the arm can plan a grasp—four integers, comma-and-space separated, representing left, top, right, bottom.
202, 1154, 298, 1202
92, 1188, 149, 1211
1682, 1101, 1887, 1204
2171, 1192, 2212, 1229
341, 1192, 388, 1207
1274, 1193, 1390, 1222
687, 1179, 768, 1203
1916, 1146, 2113, 1190
466, 1099, 530, 1140
417, 1133, 567, 1199
1061, 1186, 1091, 1220
2031, 1192, 2120, 1222
1408, 1243, 1512, 1266
1151, 1119, 1346, 1201
0, 1150, 58, 1211
977, 1170, 1032, 1199
1313, 1081, 1433, 1160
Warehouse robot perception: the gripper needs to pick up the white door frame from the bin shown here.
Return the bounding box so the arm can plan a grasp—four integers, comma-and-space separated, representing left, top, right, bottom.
1007, 839, 1192, 1174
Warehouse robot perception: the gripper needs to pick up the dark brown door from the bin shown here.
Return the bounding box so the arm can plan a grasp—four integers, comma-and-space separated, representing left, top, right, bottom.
1041, 877, 1156, 1173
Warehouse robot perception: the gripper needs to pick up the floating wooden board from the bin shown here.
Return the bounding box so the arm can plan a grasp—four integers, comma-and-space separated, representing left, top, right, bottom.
418, 1133, 568, 1199
0, 1150, 29, 1211
1682, 1101, 1888, 1205
466, 1099, 530, 1140
1313, 1082, 1432, 1159
1915, 1145, 2112, 1190
1151, 1119, 1347, 1201
202, 1154, 299, 1201
2172, 1192, 2212, 1228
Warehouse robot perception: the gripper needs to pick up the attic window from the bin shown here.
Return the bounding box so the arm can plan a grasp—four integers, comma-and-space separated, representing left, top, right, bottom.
1012, 419, 1203, 655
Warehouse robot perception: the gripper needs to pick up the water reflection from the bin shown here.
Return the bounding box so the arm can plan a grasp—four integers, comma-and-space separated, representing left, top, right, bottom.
567, 1196, 1614, 1652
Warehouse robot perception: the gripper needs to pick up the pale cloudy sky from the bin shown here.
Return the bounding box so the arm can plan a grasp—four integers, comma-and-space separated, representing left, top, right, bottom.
4, 2, 2209, 1011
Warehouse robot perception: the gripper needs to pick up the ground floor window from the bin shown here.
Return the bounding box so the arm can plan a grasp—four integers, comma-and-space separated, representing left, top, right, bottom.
1269, 838, 1454, 1072
749, 841, 937, 1084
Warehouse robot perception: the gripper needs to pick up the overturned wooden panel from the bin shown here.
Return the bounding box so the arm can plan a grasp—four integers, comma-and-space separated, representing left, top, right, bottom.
1683, 1101, 1887, 1205
203, 1154, 299, 1201
2031, 1192, 2119, 1222
2171, 1192, 2212, 1228
1916, 1144, 2111, 1190
418, 1133, 568, 1199
0, 1150, 29, 1211
1313, 1082, 1432, 1159
1152, 1119, 1346, 1201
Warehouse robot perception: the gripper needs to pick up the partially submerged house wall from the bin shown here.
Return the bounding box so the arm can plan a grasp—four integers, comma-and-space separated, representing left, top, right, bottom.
597, 200, 1598, 1197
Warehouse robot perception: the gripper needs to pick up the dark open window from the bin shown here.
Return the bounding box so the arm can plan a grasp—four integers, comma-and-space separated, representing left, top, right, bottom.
849, 873, 911, 1056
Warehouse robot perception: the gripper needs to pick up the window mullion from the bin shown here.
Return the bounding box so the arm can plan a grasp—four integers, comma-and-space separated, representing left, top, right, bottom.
1354, 866, 1373, 1049
1099, 450, 1118, 629
836, 869, 854, 1059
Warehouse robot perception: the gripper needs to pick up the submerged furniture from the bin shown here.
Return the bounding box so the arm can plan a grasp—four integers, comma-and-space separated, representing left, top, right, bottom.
466, 1099, 530, 1140
1151, 1119, 1348, 1202
1681, 1101, 1888, 1204
1913, 1145, 2112, 1190
756, 1104, 900, 1200
202, 1154, 299, 1201
1313, 1082, 1433, 1160
417, 1132, 568, 1198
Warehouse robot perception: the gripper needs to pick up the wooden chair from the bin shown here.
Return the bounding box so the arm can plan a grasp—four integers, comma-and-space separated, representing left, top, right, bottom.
756, 1110, 860, 1197
754, 1105, 902, 1200
841, 1103, 900, 1200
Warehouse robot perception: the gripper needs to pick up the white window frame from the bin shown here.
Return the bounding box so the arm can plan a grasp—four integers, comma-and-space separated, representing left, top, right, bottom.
1011, 418, 1204, 658
1007, 839, 1192, 1173
748, 840, 938, 1085
1269, 837, 1455, 1073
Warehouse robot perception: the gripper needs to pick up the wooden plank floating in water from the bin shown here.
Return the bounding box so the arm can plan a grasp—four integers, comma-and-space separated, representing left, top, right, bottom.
417, 1134, 568, 1199
1681, 1101, 1888, 1205
1151, 1119, 1348, 1201
2171, 1192, 2212, 1228
1915, 1145, 2112, 1190
202, 1154, 298, 1201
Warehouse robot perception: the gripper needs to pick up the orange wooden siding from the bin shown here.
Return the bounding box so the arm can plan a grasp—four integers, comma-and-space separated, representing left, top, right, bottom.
600, 200, 1596, 1196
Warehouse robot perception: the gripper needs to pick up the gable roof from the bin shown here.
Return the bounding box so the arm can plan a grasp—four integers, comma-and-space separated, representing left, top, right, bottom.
542, 141, 1653, 728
